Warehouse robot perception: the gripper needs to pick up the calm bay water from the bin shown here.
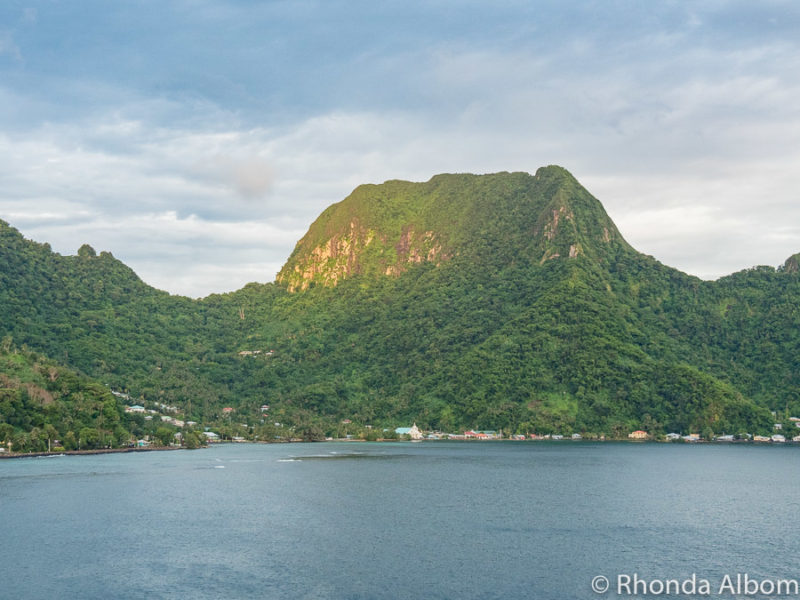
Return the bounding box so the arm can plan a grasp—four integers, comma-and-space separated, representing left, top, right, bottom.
1, 441, 799, 599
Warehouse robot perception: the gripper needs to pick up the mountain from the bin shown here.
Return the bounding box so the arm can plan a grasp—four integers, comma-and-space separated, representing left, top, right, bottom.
278, 166, 631, 290
2, 167, 799, 440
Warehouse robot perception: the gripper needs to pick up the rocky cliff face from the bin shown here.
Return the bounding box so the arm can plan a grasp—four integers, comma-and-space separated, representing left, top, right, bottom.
277, 166, 632, 291
277, 218, 451, 291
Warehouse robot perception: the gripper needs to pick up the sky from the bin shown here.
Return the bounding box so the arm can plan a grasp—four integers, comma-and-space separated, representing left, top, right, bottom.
1, 0, 798, 298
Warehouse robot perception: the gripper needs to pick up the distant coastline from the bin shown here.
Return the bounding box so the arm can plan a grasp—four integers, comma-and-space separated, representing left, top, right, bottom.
0, 446, 188, 460
3, 437, 795, 460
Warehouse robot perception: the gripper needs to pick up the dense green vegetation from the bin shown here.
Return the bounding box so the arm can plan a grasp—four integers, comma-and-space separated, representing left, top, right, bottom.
1, 166, 797, 440
0, 339, 207, 452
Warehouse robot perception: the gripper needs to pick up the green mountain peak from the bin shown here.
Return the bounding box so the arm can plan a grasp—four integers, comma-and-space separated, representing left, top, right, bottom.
277, 166, 631, 291
3, 166, 799, 440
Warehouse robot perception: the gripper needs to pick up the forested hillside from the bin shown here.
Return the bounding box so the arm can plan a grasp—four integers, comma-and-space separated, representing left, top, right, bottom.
1, 166, 797, 439
0, 339, 138, 451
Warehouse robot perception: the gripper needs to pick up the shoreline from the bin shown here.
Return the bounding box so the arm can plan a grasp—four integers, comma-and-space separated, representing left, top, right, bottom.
2, 438, 791, 459
0, 446, 189, 460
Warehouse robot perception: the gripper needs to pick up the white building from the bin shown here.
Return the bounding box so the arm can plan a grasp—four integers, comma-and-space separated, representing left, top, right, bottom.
395, 424, 423, 440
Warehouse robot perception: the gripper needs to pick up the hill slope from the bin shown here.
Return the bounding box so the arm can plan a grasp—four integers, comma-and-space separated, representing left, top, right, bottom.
0, 340, 134, 451
278, 166, 632, 290
1, 167, 798, 438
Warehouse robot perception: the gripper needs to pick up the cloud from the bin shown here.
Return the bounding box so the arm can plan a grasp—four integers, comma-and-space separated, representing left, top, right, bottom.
3, 75, 800, 296
584, 164, 800, 279
0, 119, 303, 296
1, 1, 799, 295
20, 210, 304, 298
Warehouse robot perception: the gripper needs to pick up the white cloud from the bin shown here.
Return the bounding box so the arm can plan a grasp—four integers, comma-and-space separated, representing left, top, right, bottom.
2, 2, 799, 295
21, 210, 304, 298
584, 164, 800, 278
4, 82, 800, 296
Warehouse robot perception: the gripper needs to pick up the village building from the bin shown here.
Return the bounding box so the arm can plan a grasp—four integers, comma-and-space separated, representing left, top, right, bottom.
395, 424, 423, 440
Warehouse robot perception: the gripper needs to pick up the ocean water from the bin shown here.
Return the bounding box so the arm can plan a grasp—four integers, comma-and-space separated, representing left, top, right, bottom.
1, 441, 799, 599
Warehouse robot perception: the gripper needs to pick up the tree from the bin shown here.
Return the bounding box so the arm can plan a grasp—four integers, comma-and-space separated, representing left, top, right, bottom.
183, 431, 202, 449
63, 430, 77, 450
43, 424, 58, 451
77, 244, 96, 258
155, 427, 174, 446
295, 422, 325, 442
29, 427, 44, 451
11, 431, 28, 453
79, 427, 100, 449
0, 423, 13, 444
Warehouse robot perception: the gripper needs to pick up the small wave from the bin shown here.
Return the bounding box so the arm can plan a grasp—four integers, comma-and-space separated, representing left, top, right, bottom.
277, 458, 301, 462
